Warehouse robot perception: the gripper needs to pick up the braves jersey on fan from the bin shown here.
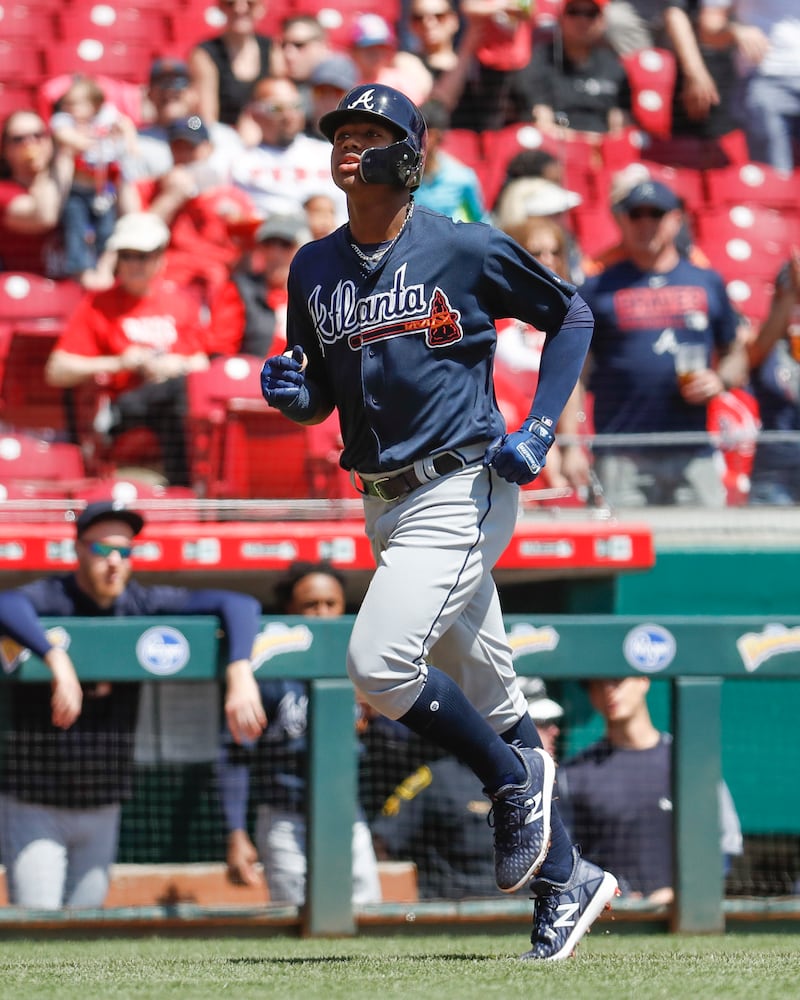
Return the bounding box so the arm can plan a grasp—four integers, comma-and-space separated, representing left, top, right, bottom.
286, 205, 577, 472
580, 258, 739, 436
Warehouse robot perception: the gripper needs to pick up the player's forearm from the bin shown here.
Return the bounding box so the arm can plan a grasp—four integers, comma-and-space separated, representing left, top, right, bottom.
0, 591, 52, 658
527, 295, 594, 423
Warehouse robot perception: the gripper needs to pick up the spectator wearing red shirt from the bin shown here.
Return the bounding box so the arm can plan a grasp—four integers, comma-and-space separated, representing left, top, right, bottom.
0, 110, 72, 275
44, 212, 209, 486
141, 116, 258, 306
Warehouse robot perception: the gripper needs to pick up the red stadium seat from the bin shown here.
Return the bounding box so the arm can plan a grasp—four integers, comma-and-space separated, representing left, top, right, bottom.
0, 84, 38, 121
571, 203, 619, 260
44, 39, 155, 85
0, 4, 56, 41
0, 40, 46, 87
56, 7, 172, 50
0, 329, 68, 435
479, 124, 599, 211
621, 47, 677, 140
722, 274, 775, 325
693, 204, 799, 259
703, 162, 800, 211
439, 128, 485, 175
185, 355, 350, 499
0, 432, 91, 498
0, 273, 83, 329
693, 205, 798, 284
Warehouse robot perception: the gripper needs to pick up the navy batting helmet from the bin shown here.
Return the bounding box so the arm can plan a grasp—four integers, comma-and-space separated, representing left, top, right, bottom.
318, 83, 427, 190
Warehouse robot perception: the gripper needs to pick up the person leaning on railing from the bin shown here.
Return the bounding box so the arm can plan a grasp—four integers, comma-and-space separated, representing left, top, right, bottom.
0, 500, 265, 911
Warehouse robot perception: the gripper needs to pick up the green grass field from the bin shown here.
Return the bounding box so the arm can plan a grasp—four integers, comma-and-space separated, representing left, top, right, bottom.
0, 933, 798, 1000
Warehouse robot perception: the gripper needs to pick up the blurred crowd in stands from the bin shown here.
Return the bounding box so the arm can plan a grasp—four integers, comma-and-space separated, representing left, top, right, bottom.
1, 0, 799, 508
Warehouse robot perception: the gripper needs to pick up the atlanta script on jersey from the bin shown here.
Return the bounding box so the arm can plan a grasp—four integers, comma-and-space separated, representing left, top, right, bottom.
285, 205, 578, 473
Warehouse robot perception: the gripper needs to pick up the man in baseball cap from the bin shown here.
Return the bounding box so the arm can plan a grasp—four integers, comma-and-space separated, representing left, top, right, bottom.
616, 179, 681, 216
0, 499, 267, 910
75, 500, 144, 539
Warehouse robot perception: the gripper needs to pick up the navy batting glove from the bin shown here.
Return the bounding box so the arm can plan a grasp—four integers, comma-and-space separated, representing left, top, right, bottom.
483, 416, 556, 485
261, 345, 309, 412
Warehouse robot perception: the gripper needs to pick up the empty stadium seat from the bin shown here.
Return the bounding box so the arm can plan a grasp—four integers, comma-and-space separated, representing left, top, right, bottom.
0, 273, 83, 330
0, 329, 68, 435
185, 356, 350, 499
0, 4, 56, 41
0, 40, 46, 87
703, 162, 800, 211
0, 84, 38, 121
0, 432, 91, 498
693, 204, 799, 261
56, 6, 172, 50
44, 39, 155, 85
621, 47, 677, 140
693, 204, 797, 287
571, 202, 619, 259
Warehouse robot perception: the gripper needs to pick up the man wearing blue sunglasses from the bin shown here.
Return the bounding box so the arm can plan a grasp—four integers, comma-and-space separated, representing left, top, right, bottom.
0, 500, 267, 910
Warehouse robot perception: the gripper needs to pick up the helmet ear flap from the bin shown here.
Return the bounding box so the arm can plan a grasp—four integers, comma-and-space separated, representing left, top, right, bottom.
360, 139, 425, 190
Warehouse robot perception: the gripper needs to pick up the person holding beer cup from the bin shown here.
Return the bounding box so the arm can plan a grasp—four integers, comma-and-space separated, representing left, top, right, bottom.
577, 178, 749, 507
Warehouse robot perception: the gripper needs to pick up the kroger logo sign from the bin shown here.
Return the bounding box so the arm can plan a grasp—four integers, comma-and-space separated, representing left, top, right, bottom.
623, 623, 676, 674
136, 626, 191, 676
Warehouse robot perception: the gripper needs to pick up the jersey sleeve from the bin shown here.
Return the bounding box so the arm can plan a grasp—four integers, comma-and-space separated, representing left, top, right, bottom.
482, 227, 576, 334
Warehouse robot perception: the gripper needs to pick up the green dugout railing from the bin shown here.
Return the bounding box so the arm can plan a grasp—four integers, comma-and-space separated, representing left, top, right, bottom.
4, 613, 800, 935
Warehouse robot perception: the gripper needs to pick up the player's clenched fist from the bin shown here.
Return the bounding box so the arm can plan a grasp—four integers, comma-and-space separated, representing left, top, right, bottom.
484, 416, 556, 485
260, 345, 309, 411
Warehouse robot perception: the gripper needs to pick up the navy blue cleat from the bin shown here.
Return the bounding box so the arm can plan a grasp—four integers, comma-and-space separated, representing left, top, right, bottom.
488, 744, 555, 893
521, 849, 618, 961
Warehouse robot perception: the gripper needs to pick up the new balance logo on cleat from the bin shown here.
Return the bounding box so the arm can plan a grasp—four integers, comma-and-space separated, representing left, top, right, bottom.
488, 745, 555, 893
524, 792, 543, 824
552, 902, 580, 928
521, 849, 619, 962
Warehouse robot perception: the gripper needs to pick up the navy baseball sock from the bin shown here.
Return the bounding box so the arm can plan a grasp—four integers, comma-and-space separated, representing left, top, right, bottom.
501, 712, 542, 750
397, 666, 526, 792
536, 809, 574, 884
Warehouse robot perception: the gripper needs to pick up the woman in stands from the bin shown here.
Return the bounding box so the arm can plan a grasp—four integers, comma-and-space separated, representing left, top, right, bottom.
0, 110, 73, 275
188, 0, 277, 131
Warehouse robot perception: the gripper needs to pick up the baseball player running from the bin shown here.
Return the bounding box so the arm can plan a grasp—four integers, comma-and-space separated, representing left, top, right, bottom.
261, 84, 617, 959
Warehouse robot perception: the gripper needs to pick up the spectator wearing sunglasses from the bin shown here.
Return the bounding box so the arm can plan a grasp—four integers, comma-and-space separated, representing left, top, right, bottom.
575, 178, 749, 507
232, 77, 346, 224
275, 15, 333, 127
0, 501, 266, 910
407, 0, 462, 80
519, 0, 632, 137
0, 109, 73, 276
44, 212, 210, 487
188, 0, 277, 129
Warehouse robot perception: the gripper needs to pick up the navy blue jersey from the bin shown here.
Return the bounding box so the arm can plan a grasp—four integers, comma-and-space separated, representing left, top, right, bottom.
286, 206, 578, 472
559, 735, 674, 896
580, 259, 738, 437
0, 576, 261, 808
